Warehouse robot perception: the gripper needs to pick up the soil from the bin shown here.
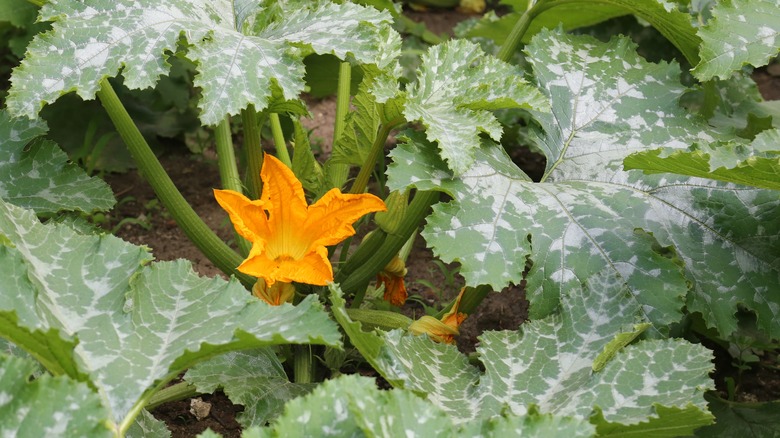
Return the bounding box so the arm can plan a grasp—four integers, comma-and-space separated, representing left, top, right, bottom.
97, 9, 780, 438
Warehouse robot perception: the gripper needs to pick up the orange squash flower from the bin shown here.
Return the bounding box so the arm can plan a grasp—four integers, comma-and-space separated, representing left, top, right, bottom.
214, 153, 386, 287
408, 287, 468, 344
377, 255, 408, 306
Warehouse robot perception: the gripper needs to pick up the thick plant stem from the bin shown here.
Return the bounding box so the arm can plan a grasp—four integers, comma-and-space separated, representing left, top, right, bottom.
328, 61, 352, 189
435, 285, 492, 318
269, 113, 292, 168
215, 116, 251, 256
349, 123, 394, 195
242, 105, 264, 200
338, 191, 439, 305
293, 345, 313, 384
496, 5, 536, 63
96, 79, 254, 288
145, 382, 201, 410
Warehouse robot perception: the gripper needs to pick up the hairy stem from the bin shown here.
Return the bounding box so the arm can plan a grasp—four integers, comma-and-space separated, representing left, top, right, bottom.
269, 113, 292, 168
96, 79, 254, 288
349, 122, 394, 195
328, 61, 352, 189
145, 381, 201, 411
215, 116, 251, 256
293, 345, 313, 384
339, 191, 439, 305
242, 105, 264, 200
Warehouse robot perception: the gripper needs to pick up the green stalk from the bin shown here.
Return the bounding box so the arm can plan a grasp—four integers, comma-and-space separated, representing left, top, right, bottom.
242, 105, 264, 200
496, 4, 538, 63
339, 191, 439, 306
349, 123, 394, 195
293, 345, 313, 384
144, 381, 201, 410
328, 61, 352, 189
269, 113, 292, 168
96, 79, 254, 288
214, 116, 251, 256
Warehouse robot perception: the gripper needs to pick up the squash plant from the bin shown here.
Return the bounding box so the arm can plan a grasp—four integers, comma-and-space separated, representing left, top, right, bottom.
1, 0, 779, 436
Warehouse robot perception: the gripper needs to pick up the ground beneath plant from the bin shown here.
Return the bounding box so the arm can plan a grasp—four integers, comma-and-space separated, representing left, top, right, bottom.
99, 9, 780, 437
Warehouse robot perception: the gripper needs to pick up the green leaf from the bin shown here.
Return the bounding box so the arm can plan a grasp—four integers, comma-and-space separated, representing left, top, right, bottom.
329, 82, 380, 167
331, 272, 714, 433
0, 110, 115, 214
185, 348, 313, 428
0, 0, 37, 28
388, 29, 780, 339
0, 199, 341, 429
470, 0, 700, 66
7, 0, 400, 125
692, 0, 780, 81
291, 119, 324, 196
0, 354, 112, 437
694, 393, 780, 437
396, 272, 713, 427
262, 373, 595, 437
126, 410, 170, 438
404, 39, 549, 176
624, 129, 780, 191
593, 404, 717, 438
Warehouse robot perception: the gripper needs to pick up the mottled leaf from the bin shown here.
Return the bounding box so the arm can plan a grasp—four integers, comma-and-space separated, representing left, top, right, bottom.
0, 354, 112, 437
0, 199, 341, 428
694, 393, 780, 437
0, 110, 114, 214
262, 373, 595, 437
330, 274, 714, 433
7, 0, 400, 125
404, 38, 549, 175
388, 29, 780, 339
692, 0, 780, 81
126, 410, 170, 438
185, 348, 312, 428
624, 129, 780, 191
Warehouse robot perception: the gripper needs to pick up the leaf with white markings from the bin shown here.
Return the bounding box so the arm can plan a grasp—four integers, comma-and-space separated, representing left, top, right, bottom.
388, 29, 780, 339
258, 373, 595, 437
329, 274, 714, 435
0, 110, 114, 214
625, 129, 780, 191
692, 0, 780, 81
7, 0, 400, 125
403, 39, 549, 175
0, 354, 111, 437
0, 199, 341, 430
185, 348, 313, 428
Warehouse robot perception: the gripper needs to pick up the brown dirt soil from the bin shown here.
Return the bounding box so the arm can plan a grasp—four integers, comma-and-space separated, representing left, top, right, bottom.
98, 10, 780, 438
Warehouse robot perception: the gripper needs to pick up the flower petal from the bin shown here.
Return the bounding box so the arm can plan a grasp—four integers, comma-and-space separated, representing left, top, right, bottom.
306, 188, 387, 248
238, 246, 333, 286
261, 154, 313, 260
213, 189, 270, 241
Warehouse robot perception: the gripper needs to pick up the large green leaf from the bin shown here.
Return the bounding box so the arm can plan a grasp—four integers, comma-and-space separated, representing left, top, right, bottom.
692, 0, 780, 81
403, 39, 549, 176
469, 0, 700, 65
624, 129, 780, 191
0, 0, 37, 28
255, 373, 595, 437
694, 393, 780, 437
7, 0, 400, 125
0, 110, 114, 214
0, 199, 341, 429
330, 272, 714, 435
185, 348, 313, 428
0, 354, 112, 437
388, 29, 780, 339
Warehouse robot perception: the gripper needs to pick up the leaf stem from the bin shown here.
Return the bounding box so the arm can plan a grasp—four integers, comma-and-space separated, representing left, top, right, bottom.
215, 116, 251, 256
328, 61, 352, 189
144, 381, 201, 410
338, 190, 439, 305
293, 345, 313, 384
269, 113, 292, 168
349, 122, 393, 195
96, 79, 254, 288
242, 105, 264, 200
